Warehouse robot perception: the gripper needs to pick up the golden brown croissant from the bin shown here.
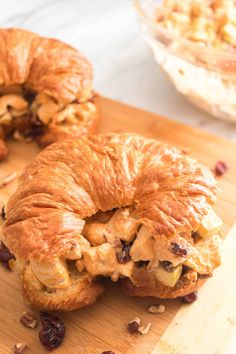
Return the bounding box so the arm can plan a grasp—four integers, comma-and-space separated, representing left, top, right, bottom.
2, 133, 222, 311
0, 28, 98, 158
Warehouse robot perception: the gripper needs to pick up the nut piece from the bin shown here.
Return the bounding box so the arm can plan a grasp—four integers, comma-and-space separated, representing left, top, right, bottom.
138, 323, 152, 335
20, 312, 38, 329
13, 342, 27, 354
148, 304, 166, 314
127, 317, 140, 334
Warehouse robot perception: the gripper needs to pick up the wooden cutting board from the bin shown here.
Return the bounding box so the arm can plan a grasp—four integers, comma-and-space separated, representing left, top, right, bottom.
0, 97, 236, 354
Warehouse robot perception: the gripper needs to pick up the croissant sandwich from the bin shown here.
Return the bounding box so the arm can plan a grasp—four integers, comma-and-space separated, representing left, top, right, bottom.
0, 28, 98, 160
2, 133, 222, 311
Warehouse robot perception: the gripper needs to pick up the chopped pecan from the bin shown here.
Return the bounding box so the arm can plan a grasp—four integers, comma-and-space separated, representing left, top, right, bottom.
138, 323, 152, 335
127, 317, 140, 334
13, 342, 27, 354
20, 312, 38, 329
147, 304, 166, 314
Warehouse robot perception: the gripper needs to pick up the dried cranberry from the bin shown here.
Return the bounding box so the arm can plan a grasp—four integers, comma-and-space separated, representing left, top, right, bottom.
182, 292, 198, 304
1, 206, 6, 220
116, 242, 131, 264
214, 161, 228, 177
39, 312, 65, 351
169, 243, 188, 257
162, 261, 174, 272
127, 320, 140, 334
0, 242, 15, 270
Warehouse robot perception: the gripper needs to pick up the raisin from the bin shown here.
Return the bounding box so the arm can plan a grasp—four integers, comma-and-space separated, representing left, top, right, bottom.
0, 242, 15, 270
1, 206, 6, 220
101, 352, 115, 354
39, 312, 65, 351
169, 242, 188, 257
127, 319, 140, 334
116, 242, 131, 264
24, 90, 36, 105
182, 292, 198, 304
214, 161, 228, 177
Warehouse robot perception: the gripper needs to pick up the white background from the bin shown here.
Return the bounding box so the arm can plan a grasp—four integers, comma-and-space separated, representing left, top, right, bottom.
1, 0, 236, 141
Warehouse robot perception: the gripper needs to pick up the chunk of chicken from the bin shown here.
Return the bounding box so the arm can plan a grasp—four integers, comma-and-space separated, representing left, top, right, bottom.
83, 208, 140, 246
184, 234, 222, 275
130, 225, 156, 262
30, 258, 70, 289
105, 208, 140, 243
83, 243, 133, 281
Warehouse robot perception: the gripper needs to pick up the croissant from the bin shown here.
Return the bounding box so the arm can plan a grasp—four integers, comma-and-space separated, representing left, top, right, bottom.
0, 28, 98, 160
2, 133, 222, 311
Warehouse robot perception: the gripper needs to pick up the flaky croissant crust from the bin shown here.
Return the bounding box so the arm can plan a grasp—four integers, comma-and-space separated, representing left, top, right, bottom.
3, 133, 218, 308
4, 133, 217, 259
0, 28, 93, 103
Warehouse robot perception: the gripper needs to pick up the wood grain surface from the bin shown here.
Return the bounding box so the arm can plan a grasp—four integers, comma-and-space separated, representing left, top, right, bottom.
0, 97, 235, 354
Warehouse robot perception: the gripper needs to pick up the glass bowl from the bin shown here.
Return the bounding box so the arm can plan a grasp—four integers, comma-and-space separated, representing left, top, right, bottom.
134, 0, 236, 122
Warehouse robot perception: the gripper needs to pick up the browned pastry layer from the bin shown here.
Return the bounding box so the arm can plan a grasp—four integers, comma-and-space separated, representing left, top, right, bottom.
0, 28, 99, 159
121, 269, 205, 299
23, 264, 104, 311
3, 133, 220, 310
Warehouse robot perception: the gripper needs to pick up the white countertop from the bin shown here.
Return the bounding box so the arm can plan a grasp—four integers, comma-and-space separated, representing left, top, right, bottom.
1, 0, 236, 142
